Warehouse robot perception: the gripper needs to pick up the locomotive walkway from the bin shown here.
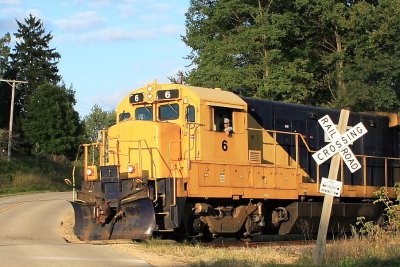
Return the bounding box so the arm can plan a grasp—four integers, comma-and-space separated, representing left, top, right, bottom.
0, 192, 150, 267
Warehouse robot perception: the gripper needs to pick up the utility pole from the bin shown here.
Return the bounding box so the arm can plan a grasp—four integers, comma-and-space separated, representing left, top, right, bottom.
0, 79, 28, 161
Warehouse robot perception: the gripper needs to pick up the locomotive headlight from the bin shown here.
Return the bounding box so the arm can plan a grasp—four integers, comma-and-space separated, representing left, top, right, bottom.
147, 86, 152, 92
86, 168, 94, 176
127, 165, 135, 173
85, 165, 98, 181
147, 93, 153, 99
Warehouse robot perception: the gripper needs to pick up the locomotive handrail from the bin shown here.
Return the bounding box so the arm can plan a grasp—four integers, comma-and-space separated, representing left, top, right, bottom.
114, 139, 172, 204
246, 127, 400, 192
121, 140, 159, 202
185, 121, 202, 169
168, 139, 182, 207
246, 127, 316, 153
247, 127, 400, 160
187, 121, 191, 170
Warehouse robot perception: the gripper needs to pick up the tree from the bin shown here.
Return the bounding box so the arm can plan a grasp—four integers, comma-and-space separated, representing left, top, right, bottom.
291, 0, 350, 105
0, 129, 8, 157
168, 70, 187, 84
0, 33, 11, 77
183, 0, 318, 103
10, 14, 61, 113
332, 0, 400, 112
83, 104, 115, 143
183, 0, 400, 112
0, 33, 12, 128
22, 84, 83, 159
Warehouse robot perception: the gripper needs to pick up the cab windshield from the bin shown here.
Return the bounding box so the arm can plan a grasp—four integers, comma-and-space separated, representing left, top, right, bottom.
159, 103, 179, 121
135, 106, 153, 121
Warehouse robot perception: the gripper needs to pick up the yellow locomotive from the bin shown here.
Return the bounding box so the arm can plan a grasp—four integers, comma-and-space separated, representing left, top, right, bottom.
71, 81, 400, 240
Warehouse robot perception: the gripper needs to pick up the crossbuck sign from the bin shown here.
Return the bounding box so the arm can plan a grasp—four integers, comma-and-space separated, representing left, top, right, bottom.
312, 115, 368, 173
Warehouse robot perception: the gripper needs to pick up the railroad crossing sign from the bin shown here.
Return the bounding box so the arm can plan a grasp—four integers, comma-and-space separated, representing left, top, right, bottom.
312, 114, 368, 173
312, 110, 366, 264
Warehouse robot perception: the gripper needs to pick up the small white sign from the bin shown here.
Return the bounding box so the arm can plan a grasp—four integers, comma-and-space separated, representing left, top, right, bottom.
320, 177, 342, 197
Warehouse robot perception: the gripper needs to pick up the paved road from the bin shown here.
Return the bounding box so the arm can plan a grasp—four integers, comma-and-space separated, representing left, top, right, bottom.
0, 192, 150, 267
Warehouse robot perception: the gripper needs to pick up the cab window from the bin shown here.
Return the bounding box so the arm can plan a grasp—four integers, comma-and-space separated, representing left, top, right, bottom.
213, 106, 233, 132
119, 111, 131, 122
135, 106, 153, 120
159, 103, 179, 121
186, 105, 195, 122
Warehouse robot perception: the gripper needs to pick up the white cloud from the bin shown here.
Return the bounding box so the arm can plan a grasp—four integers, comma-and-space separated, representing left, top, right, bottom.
0, 7, 23, 17
150, 2, 171, 12
88, 0, 112, 8
54, 26, 156, 44
115, 1, 174, 20
59, 0, 111, 8
90, 88, 129, 110
78, 27, 155, 43
0, 7, 43, 21
138, 13, 169, 22
54, 11, 105, 31
0, 0, 20, 5
116, 4, 138, 18
160, 24, 185, 35
0, 18, 16, 33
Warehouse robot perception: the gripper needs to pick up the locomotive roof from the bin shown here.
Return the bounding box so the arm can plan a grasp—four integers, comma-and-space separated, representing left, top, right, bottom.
185, 85, 247, 110
115, 83, 247, 114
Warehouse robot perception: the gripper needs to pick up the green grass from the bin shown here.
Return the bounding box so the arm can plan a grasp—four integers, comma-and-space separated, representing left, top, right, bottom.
0, 155, 80, 194
297, 237, 400, 267
298, 187, 400, 267
132, 237, 400, 267
135, 239, 302, 266
133, 196, 400, 267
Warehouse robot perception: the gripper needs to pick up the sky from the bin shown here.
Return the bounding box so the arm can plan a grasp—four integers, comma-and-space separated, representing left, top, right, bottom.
0, 0, 191, 117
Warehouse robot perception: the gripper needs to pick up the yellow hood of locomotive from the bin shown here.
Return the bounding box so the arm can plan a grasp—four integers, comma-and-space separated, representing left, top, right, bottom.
106, 120, 181, 179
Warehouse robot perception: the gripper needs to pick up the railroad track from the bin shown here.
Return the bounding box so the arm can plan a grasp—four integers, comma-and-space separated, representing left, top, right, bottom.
63, 235, 320, 248
169, 233, 327, 248
201, 239, 317, 248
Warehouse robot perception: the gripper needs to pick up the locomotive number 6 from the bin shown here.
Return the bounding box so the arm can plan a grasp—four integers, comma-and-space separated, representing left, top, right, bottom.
222, 140, 228, 151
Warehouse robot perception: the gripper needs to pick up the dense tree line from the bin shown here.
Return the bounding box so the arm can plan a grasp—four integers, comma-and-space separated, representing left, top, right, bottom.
0, 15, 82, 160
0, 14, 115, 160
2, 1, 399, 160
182, 0, 400, 112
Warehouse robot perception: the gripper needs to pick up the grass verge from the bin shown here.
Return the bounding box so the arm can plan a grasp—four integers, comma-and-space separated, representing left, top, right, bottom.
125, 236, 400, 267
0, 155, 78, 194
139, 239, 304, 266
121, 187, 400, 267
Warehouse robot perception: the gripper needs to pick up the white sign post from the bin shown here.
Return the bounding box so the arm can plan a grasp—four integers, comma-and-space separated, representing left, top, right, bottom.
312, 110, 367, 264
